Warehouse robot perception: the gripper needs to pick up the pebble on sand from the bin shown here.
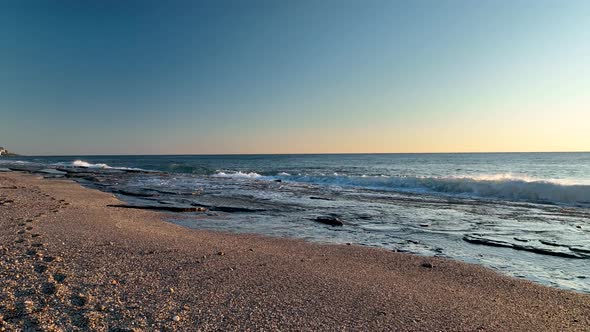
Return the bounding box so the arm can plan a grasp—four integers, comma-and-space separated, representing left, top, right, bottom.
72, 293, 88, 306
421, 261, 434, 268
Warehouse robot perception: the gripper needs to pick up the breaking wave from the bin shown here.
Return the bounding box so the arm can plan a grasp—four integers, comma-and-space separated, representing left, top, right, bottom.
71, 160, 111, 168
213, 171, 264, 179
55, 160, 145, 171
209, 170, 590, 205
275, 173, 590, 206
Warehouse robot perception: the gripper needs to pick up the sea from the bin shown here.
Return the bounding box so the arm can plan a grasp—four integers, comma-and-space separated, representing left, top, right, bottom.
1, 153, 589, 293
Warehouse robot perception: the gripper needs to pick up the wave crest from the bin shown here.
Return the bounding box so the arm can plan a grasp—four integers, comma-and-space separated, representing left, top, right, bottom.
55, 160, 145, 171
213, 171, 264, 179
71, 160, 111, 168
277, 173, 590, 206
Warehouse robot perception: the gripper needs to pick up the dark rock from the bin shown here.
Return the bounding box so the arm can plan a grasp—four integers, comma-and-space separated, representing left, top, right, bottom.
273, 179, 282, 183
210, 206, 266, 213
421, 261, 434, 268
34, 264, 48, 273
43, 256, 55, 262
71, 293, 87, 306
539, 240, 564, 247
42, 282, 57, 295
107, 204, 207, 213
313, 216, 344, 226
5, 166, 44, 173
121, 168, 144, 173
116, 189, 159, 197
463, 235, 589, 259
309, 196, 333, 201
190, 203, 266, 213
108, 328, 137, 332
569, 246, 590, 254
55, 167, 82, 174
53, 273, 67, 283
463, 235, 514, 248
37, 169, 67, 176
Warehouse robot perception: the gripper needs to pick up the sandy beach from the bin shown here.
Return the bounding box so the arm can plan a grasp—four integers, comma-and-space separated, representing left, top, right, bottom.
0, 172, 588, 331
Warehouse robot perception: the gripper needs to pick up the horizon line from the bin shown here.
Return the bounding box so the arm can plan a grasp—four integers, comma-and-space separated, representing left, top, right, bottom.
12, 150, 590, 157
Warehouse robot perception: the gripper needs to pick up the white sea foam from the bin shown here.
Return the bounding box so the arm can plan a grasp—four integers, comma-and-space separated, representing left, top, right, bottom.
199, 167, 590, 205
55, 160, 145, 171
213, 171, 264, 179
71, 160, 111, 168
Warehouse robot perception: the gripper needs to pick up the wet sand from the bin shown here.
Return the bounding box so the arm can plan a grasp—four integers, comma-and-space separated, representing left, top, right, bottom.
0, 172, 589, 331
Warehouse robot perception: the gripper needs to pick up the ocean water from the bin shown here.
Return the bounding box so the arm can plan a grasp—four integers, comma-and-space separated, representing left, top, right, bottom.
2, 153, 589, 293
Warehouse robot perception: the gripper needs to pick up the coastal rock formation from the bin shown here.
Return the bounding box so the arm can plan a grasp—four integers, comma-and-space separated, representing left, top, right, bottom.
0, 146, 18, 157
462, 234, 590, 259
313, 216, 344, 226
107, 204, 207, 213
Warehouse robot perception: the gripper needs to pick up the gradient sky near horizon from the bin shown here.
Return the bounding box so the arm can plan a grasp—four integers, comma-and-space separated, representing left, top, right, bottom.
1, 0, 589, 155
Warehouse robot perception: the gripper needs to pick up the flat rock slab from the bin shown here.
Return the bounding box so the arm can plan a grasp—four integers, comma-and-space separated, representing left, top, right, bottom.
37, 169, 67, 175
108, 204, 207, 213
463, 235, 590, 259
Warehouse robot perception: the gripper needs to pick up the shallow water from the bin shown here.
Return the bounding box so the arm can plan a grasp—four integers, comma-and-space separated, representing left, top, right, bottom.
2, 153, 589, 293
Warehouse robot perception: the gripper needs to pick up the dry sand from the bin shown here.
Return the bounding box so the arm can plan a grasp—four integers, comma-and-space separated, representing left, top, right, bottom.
0, 172, 589, 331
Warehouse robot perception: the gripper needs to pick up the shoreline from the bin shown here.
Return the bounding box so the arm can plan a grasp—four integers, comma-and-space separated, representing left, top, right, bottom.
1, 172, 589, 331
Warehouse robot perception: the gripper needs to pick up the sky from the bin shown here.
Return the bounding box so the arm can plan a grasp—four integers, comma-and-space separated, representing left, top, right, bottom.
1, 0, 589, 155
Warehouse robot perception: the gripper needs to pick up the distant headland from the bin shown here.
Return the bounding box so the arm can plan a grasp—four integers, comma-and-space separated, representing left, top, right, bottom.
0, 146, 18, 157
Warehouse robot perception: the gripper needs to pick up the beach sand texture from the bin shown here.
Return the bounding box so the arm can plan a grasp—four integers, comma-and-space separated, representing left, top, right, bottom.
0, 172, 589, 331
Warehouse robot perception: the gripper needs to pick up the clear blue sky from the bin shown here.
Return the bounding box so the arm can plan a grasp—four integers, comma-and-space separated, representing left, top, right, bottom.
1, 0, 589, 155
